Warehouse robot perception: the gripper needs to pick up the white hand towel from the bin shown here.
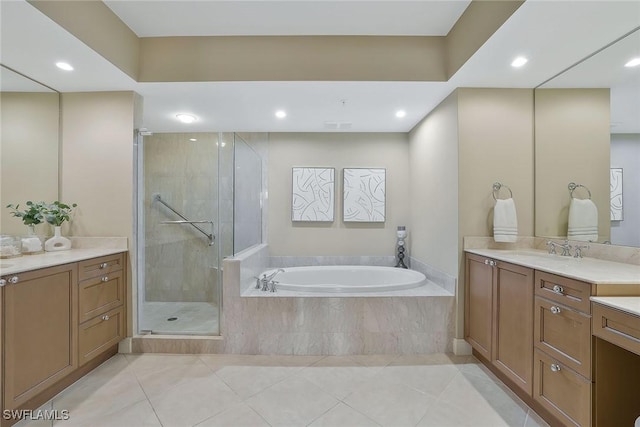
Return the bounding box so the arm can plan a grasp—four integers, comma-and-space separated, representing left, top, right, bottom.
568, 198, 598, 242
494, 198, 518, 243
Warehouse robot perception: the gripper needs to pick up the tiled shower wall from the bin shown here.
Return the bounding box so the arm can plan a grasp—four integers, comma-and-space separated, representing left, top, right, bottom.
144, 133, 219, 303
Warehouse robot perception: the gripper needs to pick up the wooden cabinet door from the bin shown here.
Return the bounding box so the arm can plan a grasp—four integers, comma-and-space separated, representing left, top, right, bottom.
465, 254, 494, 360
493, 261, 534, 395
3, 264, 77, 410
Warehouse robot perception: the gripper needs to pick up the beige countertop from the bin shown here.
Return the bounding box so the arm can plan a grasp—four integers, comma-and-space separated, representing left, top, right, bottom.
465, 248, 640, 285
0, 237, 127, 276
591, 296, 640, 317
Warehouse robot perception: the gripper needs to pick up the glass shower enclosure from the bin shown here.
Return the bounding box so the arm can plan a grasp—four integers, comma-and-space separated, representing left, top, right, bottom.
135, 132, 262, 336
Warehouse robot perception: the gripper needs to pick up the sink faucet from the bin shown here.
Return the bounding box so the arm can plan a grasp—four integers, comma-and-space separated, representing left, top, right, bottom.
546, 240, 572, 256
261, 269, 284, 292
573, 244, 589, 258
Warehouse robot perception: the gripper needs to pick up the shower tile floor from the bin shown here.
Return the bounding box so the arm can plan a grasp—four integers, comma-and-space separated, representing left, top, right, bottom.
141, 302, 219, 335
16, 353, 550, 427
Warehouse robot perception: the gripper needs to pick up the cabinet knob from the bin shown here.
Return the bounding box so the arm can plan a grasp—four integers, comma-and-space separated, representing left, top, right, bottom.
552, 285, 564, 295
101, 315, 110, 321
550, 363, 561, 372
484, 259, 490, 265
0, 279, 6, 287
550, 306, 562, 315
8, 276, 19, 284
484, 259, 497, 267
101, 276, 109, 282
99, 263, 108, 269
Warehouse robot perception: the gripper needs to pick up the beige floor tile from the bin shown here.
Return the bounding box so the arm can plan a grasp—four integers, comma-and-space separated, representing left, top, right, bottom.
346, 354, 399, 367
55, 400, 161, 427
195, 402, 270, 427
199, 354, 285, 371
434, 372, 529, 427
343, 377, 436, 427
147, 372, 241, 427
417, 399, 514, 427
246, 376, 338, 427
375, 364, 460, 397
52, 367, 147, 423
12, 401, 54, 427
389, 353, 473, 367
525, 409, 551, 427
300, 364, 382, 400
135, 358, 215, 399
215, 365, 301, 399
309, 403, 381, 427
266, 355, 326, 367
124, 354, 203, 376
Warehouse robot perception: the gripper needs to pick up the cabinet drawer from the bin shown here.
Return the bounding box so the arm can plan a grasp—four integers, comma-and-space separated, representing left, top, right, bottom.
535, 297, 592, 378
79, 270, 124, 323
78, 307, 124, 367
78, 253, 124, 281
535, 271, 592, 313
592, 303, 640, 356
534, 349, 591, 427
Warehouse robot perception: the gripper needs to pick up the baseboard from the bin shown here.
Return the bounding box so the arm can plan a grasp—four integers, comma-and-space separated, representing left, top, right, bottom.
453, 338, 473, 356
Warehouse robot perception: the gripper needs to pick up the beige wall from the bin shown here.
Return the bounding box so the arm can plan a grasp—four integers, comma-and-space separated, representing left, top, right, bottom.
457, 88, 535, 338
534, 89, 611, 241
60, 92, 135, 241
268, 133, 410, 256
408, 91, 460, 277
0, 92, 59, 235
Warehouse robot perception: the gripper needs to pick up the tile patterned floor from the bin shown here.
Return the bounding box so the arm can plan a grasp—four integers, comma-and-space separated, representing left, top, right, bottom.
15, 353, 550, 427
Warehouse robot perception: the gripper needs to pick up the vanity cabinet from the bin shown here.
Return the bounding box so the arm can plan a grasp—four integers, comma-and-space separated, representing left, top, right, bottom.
2, 264, 77, 411
465, 253, 534, 395
77, 254, 125, 366
0, 251, 126, 427
533, 272, 593, 426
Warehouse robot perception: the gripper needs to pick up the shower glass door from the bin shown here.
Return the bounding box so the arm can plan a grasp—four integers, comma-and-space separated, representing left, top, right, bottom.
137, 132, 222, 335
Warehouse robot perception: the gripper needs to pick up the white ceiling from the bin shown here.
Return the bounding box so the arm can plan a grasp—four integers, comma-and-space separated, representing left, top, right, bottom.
1, 0, 639, 133
104, 0, 471, 36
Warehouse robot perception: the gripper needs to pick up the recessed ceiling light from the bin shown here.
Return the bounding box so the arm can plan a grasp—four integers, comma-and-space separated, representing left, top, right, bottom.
511, 56, 528, 68
275, 110, 287, 119
625, 57, 640, 67
395, 110, 407, 118
176, 114, 197, 124
55, 62, 74, 71
189, 138, 197, 142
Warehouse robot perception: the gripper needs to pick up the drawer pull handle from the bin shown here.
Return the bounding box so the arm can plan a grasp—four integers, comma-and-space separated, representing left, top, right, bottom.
550, 363, 561, 372
550, 306, 562, 314
99, 263, 108, 269
102, 315, 110, 321
552, 285, 564, 295
101, 276, 109, 282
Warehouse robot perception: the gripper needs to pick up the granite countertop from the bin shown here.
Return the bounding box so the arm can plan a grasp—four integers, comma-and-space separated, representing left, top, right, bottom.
591, 296, 640, 317
0, 238, 127, 275
465, 248, 640, 285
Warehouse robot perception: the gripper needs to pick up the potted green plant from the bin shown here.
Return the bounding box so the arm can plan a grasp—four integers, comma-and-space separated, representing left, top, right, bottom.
43, 201, 77, 252
6, 201, 46, 254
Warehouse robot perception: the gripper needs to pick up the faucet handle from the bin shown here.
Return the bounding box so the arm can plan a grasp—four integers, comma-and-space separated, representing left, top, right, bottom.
573, 244, 589, 258
546, 241, 557, 254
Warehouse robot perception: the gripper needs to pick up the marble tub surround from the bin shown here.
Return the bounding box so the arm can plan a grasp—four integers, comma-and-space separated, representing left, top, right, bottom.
0, 244, 127, 275
464, 235, 640, 265
222, 249, 455, 355
410, 257, 456, 295
269, 255, 396, 269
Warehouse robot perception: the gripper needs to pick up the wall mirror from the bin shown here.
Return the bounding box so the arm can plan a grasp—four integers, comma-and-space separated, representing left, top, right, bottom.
0, 65, 60, 235
534, 28, 640, 247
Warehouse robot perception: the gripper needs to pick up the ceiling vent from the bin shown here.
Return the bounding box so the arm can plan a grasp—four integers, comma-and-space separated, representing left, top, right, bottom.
324, 121, 352, 130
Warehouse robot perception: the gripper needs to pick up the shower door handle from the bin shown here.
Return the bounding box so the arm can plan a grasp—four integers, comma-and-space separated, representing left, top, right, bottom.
161, 220, 213, 224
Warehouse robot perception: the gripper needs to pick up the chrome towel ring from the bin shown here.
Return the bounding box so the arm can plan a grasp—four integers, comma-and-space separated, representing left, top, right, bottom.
568, 182, 592, 200
492, 182, 513, 200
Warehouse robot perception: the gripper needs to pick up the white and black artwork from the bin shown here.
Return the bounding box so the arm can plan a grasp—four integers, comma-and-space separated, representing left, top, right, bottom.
291, 167, 335, 222
343, 168, 386, 222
